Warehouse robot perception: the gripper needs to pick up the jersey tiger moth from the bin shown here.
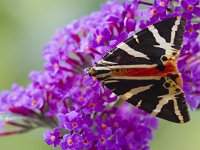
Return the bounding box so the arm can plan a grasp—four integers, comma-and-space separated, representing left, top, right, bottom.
88, 16, 190, 124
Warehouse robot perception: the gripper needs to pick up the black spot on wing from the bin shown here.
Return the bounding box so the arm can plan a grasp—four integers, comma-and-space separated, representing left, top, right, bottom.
167, 74, 179, 82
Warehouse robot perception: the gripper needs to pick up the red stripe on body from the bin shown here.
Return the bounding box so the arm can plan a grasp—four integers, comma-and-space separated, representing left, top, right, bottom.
113, 62, 178, 77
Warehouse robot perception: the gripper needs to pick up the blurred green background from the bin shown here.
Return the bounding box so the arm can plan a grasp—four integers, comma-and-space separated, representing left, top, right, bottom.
0, 0, 199, 150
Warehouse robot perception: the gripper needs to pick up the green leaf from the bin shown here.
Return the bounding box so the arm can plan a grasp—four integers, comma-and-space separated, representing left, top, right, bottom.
0, 113, 30, 122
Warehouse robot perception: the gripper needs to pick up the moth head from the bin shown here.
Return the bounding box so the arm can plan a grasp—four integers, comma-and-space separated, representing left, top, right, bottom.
87, 67, 111, 80
88, 67, 96, 76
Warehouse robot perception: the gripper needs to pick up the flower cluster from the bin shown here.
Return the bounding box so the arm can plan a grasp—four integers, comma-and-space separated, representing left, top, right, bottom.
0, 0, 200, 149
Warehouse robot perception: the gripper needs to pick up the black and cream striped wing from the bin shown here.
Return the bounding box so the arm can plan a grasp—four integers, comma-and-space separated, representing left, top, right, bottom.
97, 16, 186, 71
103, 74, 190, 123
89, 16, 190, 123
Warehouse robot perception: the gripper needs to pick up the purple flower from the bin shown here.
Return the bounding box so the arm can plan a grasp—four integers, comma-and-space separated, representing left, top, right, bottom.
79, 129, 95, 148
184, 22, 200, 40
90, 27, 112, 47
43, 128, 61, 147
63, 111, 84, 131
60, 134, 81, 150
97, 127, 114, 149
181, 0, 200, 17
82, 95, 105, 114
179, 39, 200, 109
25, 86, 44, 110
154, 0, 170, 9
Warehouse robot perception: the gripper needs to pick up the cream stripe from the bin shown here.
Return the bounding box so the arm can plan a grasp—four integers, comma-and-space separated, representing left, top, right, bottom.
170, 16, 181, 44
148, 25, 174, 52
102, 80, 119, 84
117, 42, 150, 60
173, 99, 184, 123
97, 60, 117, 65
151, 96, 170, 116
93, 67, 111, 71
148, 25, 177, 57
92, 64, 157, 71
95, 64, 157, 70
120, 85, 153, 100
133, 35, 140, 43
106, 64, 157, 69
148, 25, 167, 45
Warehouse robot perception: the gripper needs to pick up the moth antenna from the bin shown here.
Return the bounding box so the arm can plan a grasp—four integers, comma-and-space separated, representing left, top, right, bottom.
58, 73, 87, 104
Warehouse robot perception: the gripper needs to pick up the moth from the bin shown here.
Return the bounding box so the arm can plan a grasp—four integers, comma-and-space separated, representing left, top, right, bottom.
88, 16, 190, 123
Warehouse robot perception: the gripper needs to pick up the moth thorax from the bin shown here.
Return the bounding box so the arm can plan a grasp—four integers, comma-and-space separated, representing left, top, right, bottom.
88, 67, 111, 80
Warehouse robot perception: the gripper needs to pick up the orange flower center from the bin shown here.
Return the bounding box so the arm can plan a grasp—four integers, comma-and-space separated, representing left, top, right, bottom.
78, 97, 84, 101
96, 35, 102, 43
50, 135, 56, 141
72, 122, 78, 127
159, 1, 165, 7
89, 103, 95, 109
188, 5, 193, 11
67, 139, 73, 145
152, 9, 157, 15
32, 100, 37, 106
83, 139, 88, 144
189, 27, 193, 33
101, 124, 107, 130
100, 137, 105, 143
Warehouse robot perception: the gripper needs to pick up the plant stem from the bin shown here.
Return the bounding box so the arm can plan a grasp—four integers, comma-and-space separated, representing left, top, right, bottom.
169, 0, 174, 12
5, 121, 32, 129
138, 1, 153, 6
0, 129, 29, 136
139, 0, 172, 12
